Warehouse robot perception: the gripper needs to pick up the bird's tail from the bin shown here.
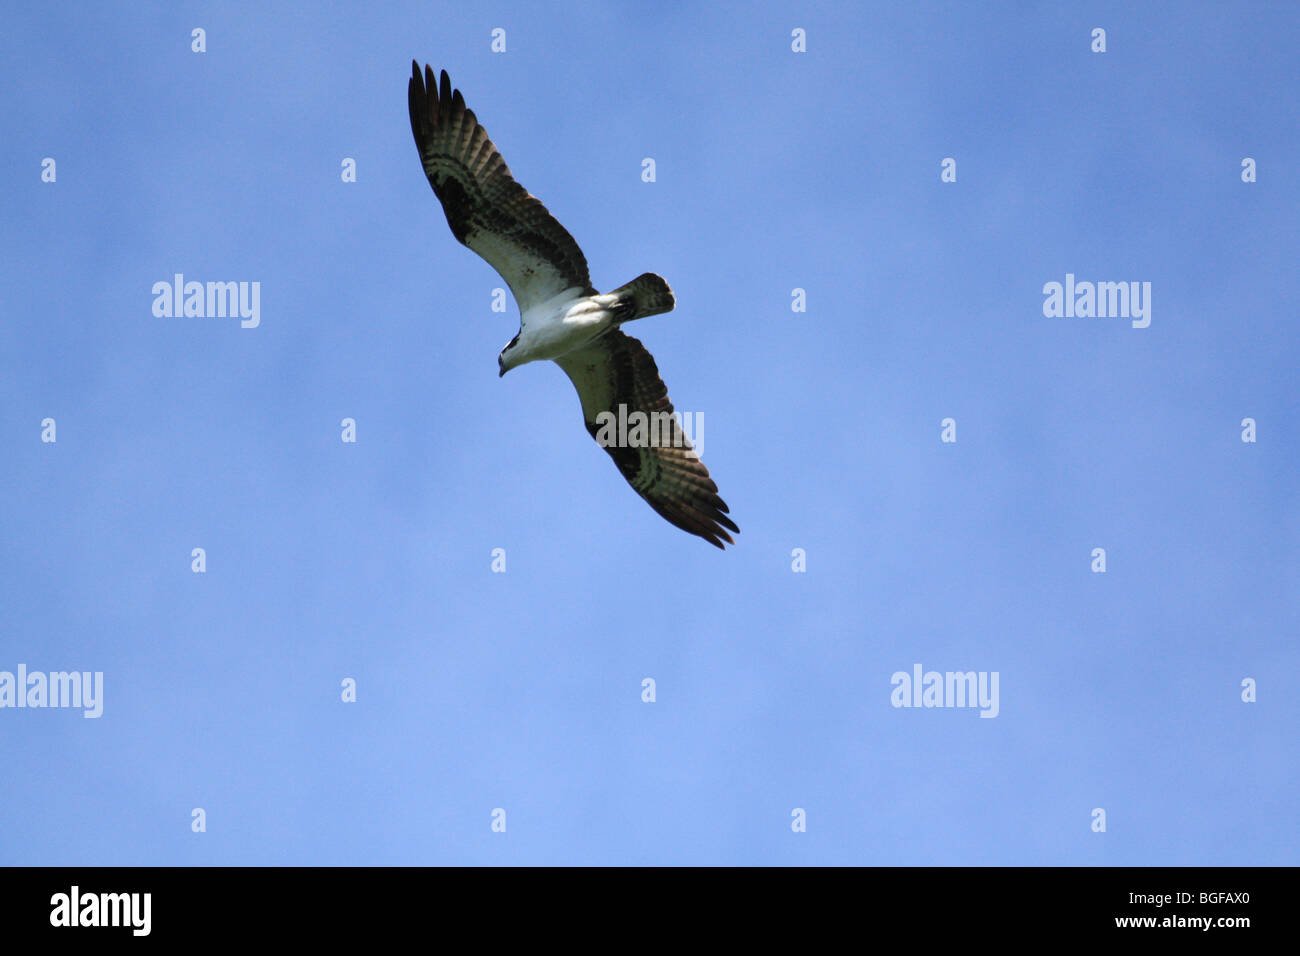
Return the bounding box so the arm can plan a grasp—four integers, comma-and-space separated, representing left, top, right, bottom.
609, 273, 675, 321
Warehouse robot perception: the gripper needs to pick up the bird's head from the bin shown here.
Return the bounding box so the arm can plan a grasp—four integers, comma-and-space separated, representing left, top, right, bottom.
498, 331, 523, 377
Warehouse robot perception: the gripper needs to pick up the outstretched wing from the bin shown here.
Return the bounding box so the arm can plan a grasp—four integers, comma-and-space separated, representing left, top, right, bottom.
556, 331, 738, 549
408, 63, 595, 314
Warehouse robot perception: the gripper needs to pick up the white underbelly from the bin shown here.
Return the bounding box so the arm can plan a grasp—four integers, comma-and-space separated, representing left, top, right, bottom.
520, 295, 616, 360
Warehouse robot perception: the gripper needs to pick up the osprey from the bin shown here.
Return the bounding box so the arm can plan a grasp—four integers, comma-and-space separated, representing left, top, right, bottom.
408, 63, 738, 549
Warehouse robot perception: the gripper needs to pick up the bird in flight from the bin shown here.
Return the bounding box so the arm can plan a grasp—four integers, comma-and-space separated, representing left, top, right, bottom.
407, 63, 738, 549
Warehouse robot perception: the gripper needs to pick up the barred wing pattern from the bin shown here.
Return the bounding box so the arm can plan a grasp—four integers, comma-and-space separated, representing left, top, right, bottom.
557, 331, 738, 549
408, 63, 595, 312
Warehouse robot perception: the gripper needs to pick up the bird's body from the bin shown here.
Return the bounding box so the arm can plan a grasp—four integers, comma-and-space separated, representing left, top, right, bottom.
506, 290, 620, 373
408, 63, 738, 548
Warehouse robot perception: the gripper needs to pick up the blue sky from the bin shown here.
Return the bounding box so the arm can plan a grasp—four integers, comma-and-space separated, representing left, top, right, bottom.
1, 1, 1296, 865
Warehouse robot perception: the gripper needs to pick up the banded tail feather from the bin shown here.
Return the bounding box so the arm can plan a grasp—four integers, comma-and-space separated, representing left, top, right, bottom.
608, 273, 675, 322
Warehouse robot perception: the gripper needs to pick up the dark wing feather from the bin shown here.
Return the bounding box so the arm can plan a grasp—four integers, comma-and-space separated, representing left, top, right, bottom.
556, 331, 739, 550
408, 63, 595, 312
